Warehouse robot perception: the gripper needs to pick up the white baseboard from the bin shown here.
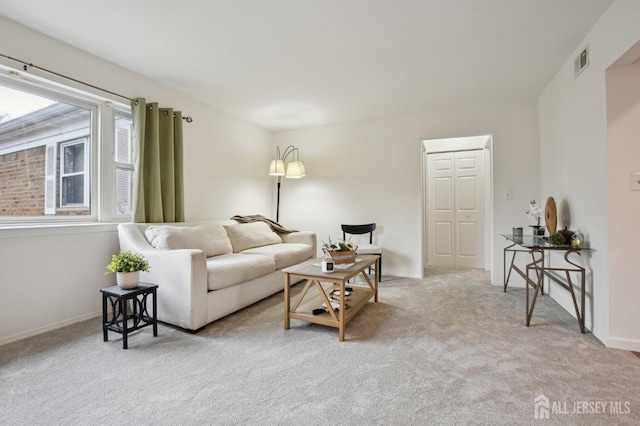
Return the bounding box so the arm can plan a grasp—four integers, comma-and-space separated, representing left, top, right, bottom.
0, 311, 101, 346
606, 336, 640, 352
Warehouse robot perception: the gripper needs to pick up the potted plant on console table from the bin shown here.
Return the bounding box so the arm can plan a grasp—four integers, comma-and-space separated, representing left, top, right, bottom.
105, 251, 150, 289
525, 200, 545, 236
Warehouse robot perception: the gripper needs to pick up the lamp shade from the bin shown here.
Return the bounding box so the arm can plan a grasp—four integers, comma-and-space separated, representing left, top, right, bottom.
285, 161, 304, 178
269, 159, 285, 176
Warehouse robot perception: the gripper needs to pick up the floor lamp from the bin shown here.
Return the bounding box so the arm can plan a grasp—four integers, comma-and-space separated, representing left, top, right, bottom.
269, 145, 305, 222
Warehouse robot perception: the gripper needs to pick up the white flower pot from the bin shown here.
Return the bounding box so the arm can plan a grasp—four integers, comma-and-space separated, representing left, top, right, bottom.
116, 271, 140, 289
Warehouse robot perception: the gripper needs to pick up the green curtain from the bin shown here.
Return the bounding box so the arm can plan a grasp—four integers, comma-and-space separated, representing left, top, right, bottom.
132, 98, 185, 223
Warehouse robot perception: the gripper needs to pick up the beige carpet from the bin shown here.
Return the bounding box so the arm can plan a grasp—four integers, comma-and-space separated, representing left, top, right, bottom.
1, 268, 639, 425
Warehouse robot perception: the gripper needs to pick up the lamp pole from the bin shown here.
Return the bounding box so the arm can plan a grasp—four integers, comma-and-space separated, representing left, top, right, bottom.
276, 176, 282, 222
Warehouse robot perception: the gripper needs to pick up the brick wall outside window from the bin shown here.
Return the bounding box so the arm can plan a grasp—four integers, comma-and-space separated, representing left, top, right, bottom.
0, 146, 46, 216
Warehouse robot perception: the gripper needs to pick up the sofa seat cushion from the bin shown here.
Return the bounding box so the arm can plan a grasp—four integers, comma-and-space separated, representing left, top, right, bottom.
240, 243, 313, 270
145, 224, 232, 257
224, 222, 282, 252
206, 253, 276, 291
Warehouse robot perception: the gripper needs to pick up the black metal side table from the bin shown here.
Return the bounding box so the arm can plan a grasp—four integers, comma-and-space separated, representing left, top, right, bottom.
100, 282, 158, 349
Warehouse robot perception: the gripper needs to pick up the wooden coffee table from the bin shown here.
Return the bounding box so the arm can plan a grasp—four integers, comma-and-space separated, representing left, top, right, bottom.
283, 255, 379, 342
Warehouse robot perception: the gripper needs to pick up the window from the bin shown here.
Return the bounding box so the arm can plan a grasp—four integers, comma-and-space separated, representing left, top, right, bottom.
0, 67, 131, 223
60, 139, 88, 208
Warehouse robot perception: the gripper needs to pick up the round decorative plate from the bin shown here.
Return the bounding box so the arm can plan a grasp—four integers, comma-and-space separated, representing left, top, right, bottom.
545, 196, 557, 234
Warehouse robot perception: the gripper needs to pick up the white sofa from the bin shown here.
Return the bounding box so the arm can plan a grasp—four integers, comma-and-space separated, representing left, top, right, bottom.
117, 220, 317, 331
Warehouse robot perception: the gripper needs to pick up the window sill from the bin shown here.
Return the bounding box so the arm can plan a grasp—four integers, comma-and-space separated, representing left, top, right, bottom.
0, 222, 120, 239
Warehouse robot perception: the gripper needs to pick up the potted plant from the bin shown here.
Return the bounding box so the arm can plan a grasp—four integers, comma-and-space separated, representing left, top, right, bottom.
105, 251, 150, 289
322, 237, 358, 264
525, 200, 545, 236
547, 232, 566, 246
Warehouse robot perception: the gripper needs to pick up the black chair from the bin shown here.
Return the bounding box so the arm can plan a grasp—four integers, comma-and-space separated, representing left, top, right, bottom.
341, 223, 382, 281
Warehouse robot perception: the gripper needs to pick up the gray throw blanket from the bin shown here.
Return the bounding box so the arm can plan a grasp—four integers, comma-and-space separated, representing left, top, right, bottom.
230, 214, 298, 234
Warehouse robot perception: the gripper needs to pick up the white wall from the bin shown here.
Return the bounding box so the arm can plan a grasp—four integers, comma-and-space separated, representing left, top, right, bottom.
0, 16, 272, 345
606, 55, 640, 350
538, 0, 640, 347
273, 99, 540, 280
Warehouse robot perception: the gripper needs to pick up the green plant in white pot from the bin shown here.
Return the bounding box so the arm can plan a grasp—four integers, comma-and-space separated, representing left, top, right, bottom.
105, 251, 150, 289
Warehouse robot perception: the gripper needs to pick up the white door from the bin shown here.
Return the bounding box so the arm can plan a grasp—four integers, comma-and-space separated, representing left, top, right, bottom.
427, 150, 484, 268
427, 153, 455, 267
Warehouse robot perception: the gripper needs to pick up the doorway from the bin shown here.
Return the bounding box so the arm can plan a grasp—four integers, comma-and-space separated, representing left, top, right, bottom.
421, 136, 493, 273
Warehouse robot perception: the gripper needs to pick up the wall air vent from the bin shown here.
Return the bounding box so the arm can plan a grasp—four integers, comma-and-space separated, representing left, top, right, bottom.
574, 45, 589, 78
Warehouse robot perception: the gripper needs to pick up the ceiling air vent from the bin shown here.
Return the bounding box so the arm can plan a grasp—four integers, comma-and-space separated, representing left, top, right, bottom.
574, 45, 589, 78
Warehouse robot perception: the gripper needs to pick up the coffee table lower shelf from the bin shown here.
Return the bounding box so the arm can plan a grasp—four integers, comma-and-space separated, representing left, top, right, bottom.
288, 285, 375, 328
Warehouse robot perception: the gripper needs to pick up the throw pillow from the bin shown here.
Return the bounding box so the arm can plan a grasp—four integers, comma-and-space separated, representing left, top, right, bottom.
224, 222, 282, 252
145, 224, 233, 257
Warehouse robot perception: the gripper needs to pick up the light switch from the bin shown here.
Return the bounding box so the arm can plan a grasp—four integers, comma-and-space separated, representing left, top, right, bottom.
632, 173, 640, 191
504, 189, 512, 200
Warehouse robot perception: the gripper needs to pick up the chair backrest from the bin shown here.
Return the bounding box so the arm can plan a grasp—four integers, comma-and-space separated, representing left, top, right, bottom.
342, 223, 376, 244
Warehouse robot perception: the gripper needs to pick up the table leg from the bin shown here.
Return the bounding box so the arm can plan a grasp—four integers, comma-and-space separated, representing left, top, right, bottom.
122, 297, 129, 350
534, 251, 544, 295
503, 243, 517, 291
152, 289, 158, 337
339, 280, 345, 342
132, 294, 140, 329
580, 271, 586, 333
102, 293, 108, 342
526, 263, 544, 327
525, 265, 530, 326
569, 252, 587, 334
284, 273, 290, 330
374, 258, 379, 302
565, 270, 583, 332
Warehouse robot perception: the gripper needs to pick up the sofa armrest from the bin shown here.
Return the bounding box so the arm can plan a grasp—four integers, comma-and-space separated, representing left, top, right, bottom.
117, 223, 208, 330
281, 231, 317, 255
141, 249, 208, 330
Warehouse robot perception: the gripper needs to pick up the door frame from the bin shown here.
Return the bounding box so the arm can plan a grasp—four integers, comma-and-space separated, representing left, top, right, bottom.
421, 135, 494, 275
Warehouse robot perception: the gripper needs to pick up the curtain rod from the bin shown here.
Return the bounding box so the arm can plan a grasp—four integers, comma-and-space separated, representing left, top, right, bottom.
0, 52, 193, 123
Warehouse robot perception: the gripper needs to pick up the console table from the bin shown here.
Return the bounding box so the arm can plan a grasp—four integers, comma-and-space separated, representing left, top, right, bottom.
501, 234, 589, 333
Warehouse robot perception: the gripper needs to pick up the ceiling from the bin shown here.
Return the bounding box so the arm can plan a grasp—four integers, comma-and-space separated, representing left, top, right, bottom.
0, 0, 614, 130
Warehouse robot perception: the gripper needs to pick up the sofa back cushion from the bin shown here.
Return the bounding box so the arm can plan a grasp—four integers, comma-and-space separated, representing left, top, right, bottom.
144, 224, 232, 257
224, 222, 282, 252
